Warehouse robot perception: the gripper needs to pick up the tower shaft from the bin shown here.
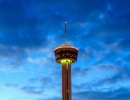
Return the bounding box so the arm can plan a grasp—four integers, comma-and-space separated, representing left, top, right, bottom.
61, 60, 72, 100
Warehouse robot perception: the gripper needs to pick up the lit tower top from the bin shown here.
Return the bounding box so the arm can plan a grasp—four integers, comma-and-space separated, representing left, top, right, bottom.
54, 22, 78, 100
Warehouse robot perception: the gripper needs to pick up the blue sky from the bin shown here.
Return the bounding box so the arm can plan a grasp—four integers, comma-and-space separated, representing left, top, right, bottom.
0, 0, 130, 100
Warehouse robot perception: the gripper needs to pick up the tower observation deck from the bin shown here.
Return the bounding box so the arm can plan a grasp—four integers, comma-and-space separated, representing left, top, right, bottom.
54, 22, 78, 100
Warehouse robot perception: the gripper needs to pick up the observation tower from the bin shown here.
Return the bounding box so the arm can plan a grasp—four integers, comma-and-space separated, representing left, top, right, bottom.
54, 22, 78, 100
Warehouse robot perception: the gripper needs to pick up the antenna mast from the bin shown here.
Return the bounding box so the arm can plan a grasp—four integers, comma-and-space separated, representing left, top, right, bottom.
64, 22, 68, 45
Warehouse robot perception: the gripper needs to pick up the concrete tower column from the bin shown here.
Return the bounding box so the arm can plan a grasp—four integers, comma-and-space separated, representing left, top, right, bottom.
62, 60, 72, 100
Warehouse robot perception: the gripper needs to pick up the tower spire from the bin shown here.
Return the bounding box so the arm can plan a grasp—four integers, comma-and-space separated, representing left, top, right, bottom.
64, 22, 68, 45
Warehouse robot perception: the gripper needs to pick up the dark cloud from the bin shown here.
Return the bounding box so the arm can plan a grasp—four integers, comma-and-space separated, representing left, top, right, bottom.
78, 47, 96, 62
124, 53, 130, 62
72, 64, 130, 90
95, 66, 130, 88
95, 49, 121, 64
0, 0, 129, 56
21, 86, 43, 95
22, 76, 60, 95
0, 0, 49, 48
20, 76, 62, 99
28, 76, 55, 88
0, 46, 29, 72
73, 88, 130, 100
40, 77, 52, 85
0, 0, 129, 47
72, 66, 88, 77
4, 83, 19, 88
116, 38, 130, 51
37, 96, 61, 100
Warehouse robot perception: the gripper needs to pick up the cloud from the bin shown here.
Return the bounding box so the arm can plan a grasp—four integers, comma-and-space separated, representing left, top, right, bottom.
72, 64, 130, 92
73, 88, 130, 100
0, 0, 59, 49
116, 38, 130, 52
72, 64, 130, 100
4, 83, 19, 88
0, 0, 129, 49
0, 57, 24, 73
21, 86, 43, 95
73, 64, 120, 77
21, 76, 61, 96
28, 77, 53, 88
0, 45, 28, 72
0, 36, 56, 73
37, 96, 61, 100
78, 47, 96, 62
0, 0, 129, 71
124, 53, 130, 62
